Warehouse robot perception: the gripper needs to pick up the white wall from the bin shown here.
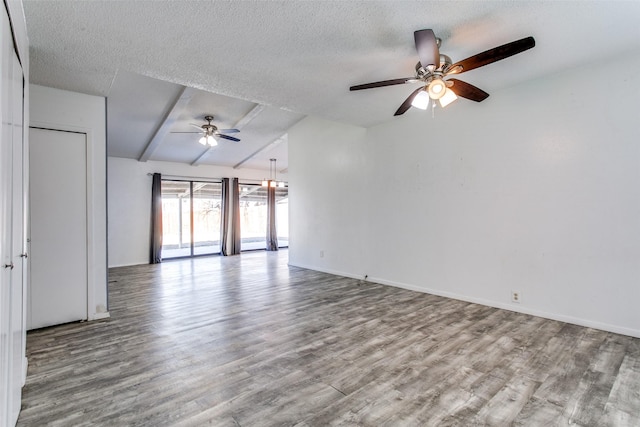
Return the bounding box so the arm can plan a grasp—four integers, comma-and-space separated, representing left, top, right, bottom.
108, 157, 281, 267
289, 52, 640, 338
29, 84, 108, 319
288, 117, 369, 277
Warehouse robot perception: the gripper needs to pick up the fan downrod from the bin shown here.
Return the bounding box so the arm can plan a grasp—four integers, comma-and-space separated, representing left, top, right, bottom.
202, 116, 218, 134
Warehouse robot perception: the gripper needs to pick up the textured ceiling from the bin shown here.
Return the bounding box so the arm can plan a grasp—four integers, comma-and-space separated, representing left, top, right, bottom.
23, 1, 640, 169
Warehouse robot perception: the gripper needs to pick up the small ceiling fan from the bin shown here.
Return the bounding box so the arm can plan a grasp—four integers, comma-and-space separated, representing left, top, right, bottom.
350, 29, 535, 115
172, 115, 240, 146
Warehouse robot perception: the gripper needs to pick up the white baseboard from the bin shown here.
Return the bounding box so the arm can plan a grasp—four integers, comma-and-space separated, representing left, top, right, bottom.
288, 262, 364, 281
287, 262, 640, 339
89, 311, 111, 321
108, 261, 147, 268
369, 275, 640, 339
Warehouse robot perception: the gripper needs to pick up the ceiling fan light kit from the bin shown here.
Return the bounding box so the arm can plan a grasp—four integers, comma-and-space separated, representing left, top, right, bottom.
199, 134, 218, 146
427, 78, 446, 99
411, 90, 431, 110
438, 87, 458, 108
172, 115, 242, 146
350, 29, 535, 116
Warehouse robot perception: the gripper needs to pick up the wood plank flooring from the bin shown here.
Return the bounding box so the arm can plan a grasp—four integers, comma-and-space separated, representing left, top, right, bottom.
17, 250, 640, 426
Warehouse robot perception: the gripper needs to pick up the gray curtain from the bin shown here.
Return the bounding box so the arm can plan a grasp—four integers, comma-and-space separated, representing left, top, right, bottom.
230, 178, 242, 255
150, 173, 163, 263
220, 178, 230, 255
266, 184, 278, 251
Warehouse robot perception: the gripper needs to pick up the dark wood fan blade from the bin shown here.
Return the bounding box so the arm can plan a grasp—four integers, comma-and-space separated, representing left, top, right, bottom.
450, 36, 535, 74
218, 129, 240, 134
350, 78, 413, 91
448, 79, 489, 102
217, 134, 240, 142
394, 87, 425, 116
414, 29, 439, 68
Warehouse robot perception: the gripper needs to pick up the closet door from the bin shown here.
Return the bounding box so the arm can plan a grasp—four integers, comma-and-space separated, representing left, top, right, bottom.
0, 12, 14, 423
1, 5, 26, 425
29, 128, 88, 329
9, 55, 25, 425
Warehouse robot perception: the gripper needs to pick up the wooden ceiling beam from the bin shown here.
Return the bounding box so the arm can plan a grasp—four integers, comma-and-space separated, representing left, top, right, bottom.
138, 86, 195, 162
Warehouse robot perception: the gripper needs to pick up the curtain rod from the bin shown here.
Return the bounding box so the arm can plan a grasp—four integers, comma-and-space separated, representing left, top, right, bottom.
146, 173, 271, 184
146, 173, 221, 182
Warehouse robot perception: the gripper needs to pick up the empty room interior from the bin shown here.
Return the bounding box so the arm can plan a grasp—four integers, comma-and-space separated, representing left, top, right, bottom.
1, 1, 640, 426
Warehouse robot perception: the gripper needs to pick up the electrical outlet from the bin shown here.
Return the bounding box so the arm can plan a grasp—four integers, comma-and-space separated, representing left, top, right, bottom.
319, 250, 324, 258
511, 290, 521, 303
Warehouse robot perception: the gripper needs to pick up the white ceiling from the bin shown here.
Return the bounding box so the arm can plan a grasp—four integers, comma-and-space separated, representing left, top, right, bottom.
23, 1, 640, 171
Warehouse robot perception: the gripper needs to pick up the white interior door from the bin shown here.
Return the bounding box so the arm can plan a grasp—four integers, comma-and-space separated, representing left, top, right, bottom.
0, 116, 12, 426
0, 17, 14, 424
29, 127, 88, 330
1, 6, 27, 425
9, 54, 25, 425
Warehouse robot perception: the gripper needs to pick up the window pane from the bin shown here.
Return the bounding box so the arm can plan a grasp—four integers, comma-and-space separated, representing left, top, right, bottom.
276, 187, 288, 248
239, 184, 267, 251
160, 179, 285, 257
161, 181, 192, 258
193, 182, 222, 255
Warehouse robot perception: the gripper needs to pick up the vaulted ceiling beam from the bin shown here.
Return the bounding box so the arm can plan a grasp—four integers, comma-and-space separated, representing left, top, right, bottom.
138, 86, 195, 162
232, 134, 286, 170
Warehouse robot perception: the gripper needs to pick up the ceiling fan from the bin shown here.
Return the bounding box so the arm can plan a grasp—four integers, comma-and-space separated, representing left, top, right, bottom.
350, 29, 535, 115
172, 115, 240, 146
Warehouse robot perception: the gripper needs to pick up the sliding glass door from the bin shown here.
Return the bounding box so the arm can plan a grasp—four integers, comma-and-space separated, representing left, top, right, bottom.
161, 180, 222, 259
239, 183, 289, 250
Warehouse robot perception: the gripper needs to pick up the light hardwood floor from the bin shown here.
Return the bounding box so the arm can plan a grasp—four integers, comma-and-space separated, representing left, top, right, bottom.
17, 250, 640, 426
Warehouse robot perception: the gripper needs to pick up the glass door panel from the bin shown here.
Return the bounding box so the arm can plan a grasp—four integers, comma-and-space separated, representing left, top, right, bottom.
161, 180, 221, 259
275, 187, 289, 248
193, 182, 222, 255
239, 184, 267, 251
161, 181, 191, 258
